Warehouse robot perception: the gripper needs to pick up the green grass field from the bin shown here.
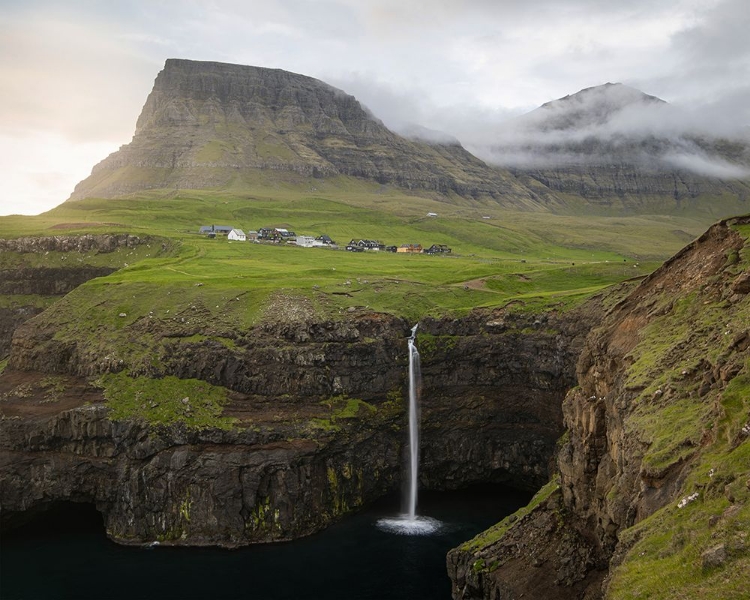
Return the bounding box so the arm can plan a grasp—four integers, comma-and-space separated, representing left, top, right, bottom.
0, 185, 741, 324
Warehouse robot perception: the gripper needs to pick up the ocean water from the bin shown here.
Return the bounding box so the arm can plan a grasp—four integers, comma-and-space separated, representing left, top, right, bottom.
0, 485, 530, 600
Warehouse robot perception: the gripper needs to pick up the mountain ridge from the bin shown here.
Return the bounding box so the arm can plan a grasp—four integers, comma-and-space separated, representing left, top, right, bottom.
68, 59, 749, 216
69, 59, 547, 208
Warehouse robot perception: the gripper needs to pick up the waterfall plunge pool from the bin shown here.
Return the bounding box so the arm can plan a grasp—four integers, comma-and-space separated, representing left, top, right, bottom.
0, 484, 531, 600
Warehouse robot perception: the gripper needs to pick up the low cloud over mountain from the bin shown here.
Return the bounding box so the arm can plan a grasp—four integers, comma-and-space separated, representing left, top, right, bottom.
468, 83, 750, 179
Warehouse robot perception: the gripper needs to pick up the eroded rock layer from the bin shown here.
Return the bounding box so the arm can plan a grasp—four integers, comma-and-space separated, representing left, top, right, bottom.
0, 303, 599, 547
69, 59, 544, 206
448, 215, 750, 599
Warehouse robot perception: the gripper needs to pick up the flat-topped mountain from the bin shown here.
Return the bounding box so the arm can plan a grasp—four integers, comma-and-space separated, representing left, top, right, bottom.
69, 59, 543, 207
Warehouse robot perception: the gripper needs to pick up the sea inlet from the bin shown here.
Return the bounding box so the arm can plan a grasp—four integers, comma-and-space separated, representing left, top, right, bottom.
1, 484, 530, 600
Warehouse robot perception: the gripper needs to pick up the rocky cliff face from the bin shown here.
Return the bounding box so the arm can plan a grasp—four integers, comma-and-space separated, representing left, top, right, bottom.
0, 301, 600, 546
69, 59, 545, 207
448, 215, 750, 599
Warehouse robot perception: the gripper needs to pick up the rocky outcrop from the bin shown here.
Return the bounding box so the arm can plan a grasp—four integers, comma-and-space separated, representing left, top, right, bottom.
69, 59, 549, 207
0, 235, 153, 360
0, 234, 146, 254
0, 391, 400, 546
0, 267, 117, 296
448, 215, 750, 599
0, 299, 602, 546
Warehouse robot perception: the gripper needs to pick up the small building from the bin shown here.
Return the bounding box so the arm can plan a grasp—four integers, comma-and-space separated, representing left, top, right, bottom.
258, 227, 275, 240
246, 230, 259, 242
316, 234, 336, 246
397, 243, 423, 254
424, 244, 451, 255
257, 227, 296, 242
228, 229, 246, 242
348, 239, 385, 251
199, 225, 234, 235
427, 212, 438, 217
295, 235, 316, 248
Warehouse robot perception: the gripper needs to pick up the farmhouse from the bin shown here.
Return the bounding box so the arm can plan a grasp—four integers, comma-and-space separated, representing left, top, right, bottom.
199, 225, 234, 235
348, 239, 385, 251
424, 244, 451, 254
295, 235, 316, 247
228, 229, 246, 241
246, 231, 259, 242
397, 243, 423, 253
257, 227, 297, 242
316, 234, 336, 245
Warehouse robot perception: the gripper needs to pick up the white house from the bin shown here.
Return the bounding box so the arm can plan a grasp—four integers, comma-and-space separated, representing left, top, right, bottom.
295, 235, 316, 247
228, 229, 246, 242
427, 212, 438, 217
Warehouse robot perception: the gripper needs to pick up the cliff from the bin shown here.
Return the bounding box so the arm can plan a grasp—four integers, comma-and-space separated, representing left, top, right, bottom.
448, 215, 750, 599
0, 300, 601, 546
0, 235, 162, 360
68, 59, 545, 207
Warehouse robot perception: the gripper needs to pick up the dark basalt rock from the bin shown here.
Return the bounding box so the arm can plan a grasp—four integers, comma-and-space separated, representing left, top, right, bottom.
0, 235, 152, 360
0, 300, 601, 547
447, 215, 750, 599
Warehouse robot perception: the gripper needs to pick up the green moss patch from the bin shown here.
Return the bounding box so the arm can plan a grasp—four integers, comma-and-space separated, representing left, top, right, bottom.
97, 371, 236, 430
460, 476, 560, 553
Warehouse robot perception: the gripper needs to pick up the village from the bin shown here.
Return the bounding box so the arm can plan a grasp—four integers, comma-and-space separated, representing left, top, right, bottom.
197, 224, 452, 255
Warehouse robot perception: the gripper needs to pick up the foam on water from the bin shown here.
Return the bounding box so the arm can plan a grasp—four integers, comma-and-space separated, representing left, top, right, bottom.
376, 515, 443, 536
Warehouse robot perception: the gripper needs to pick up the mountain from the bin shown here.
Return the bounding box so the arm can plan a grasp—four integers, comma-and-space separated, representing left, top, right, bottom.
69, 59, 544, 208
519, 82, 667, 132
480, 83, 750, 210
68, 62, 749, 215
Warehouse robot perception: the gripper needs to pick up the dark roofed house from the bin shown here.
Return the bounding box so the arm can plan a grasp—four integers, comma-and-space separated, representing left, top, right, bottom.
199, 225, 234, 235
349, 239, 385, 251
424, 244, 451, 254
316, 234, 336, 245
258, 227, 275, 240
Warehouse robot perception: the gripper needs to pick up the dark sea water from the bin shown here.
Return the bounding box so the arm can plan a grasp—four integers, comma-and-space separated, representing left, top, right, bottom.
0, 485, 530, 600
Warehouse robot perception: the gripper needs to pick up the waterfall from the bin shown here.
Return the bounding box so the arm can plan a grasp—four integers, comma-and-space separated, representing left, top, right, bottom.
376, 323, 441, 535
406, 323, 421, 518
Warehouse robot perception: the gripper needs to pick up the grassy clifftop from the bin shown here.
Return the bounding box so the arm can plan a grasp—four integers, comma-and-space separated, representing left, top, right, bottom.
448, 216, 750, 599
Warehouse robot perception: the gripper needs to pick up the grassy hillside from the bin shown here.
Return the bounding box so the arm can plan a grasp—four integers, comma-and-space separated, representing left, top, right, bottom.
3, 185, 741, 325
2, 186, 716, 321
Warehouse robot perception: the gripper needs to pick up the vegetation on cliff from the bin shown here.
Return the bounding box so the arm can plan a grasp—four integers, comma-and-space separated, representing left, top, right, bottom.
448, 216, 750, 599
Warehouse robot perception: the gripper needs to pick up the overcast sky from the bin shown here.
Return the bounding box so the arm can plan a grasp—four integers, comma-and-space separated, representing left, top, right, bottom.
1, 0, 749, 215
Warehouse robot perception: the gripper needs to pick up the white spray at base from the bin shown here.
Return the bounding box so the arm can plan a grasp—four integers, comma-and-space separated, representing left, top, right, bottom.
377, 323, 442, 535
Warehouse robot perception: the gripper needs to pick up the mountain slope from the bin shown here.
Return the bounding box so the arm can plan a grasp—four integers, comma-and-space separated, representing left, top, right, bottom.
481, 83, 750, 211
69, 59, 546, 208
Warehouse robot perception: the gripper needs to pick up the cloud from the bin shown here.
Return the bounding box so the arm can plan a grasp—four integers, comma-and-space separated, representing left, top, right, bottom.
662, 152, 750, 179
0, 132, 118, 215
470, 83, 750, 178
